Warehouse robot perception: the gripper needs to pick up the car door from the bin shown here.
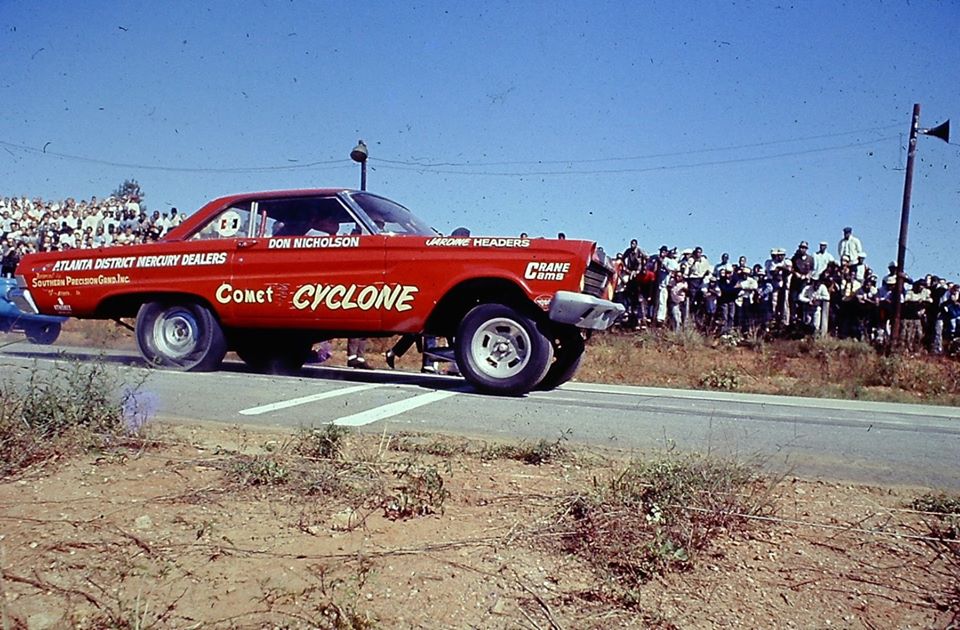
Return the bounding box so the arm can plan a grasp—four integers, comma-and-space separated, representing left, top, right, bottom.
229, 194, 386, 331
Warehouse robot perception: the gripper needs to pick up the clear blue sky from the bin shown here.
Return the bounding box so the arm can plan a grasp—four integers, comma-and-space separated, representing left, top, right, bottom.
2, 1, 958, 277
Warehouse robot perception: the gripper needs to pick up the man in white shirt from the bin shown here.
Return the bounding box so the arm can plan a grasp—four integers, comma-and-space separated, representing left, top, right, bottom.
837, 226, 864, 262
853, 253, 869, 283
685, 246, 711, 322
656, 247, 679, 325
812, 241, 835, 280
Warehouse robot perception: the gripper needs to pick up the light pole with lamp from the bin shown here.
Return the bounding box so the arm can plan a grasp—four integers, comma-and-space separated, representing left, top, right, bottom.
345, 139, 372, 369
351, 140, 368, 191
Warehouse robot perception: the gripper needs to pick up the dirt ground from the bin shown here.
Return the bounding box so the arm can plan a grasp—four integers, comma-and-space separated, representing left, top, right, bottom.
1, 421, 956, 629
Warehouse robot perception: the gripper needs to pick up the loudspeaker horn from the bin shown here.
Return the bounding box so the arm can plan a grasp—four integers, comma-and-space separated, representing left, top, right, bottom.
921, 119, 950, 143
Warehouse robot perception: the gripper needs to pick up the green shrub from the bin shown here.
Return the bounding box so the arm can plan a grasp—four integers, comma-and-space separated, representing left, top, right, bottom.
227, 454, 289, 486
698, 367, 742, 391
554, 451, 775, 602
480, 430, 571, 465
0, 360, 148, 476
390, 433, 471, 458
295, 424, 351, 460
382, 460, 449, 519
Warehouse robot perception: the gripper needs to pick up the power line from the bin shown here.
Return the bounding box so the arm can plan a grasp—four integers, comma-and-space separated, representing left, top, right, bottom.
0, 139, 352, 174
0, 123, 901, 175
372, 137, 898, 177
374, 123, 902, 168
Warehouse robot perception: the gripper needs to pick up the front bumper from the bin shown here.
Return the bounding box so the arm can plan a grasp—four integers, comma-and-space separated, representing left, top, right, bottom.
548, 290, 625, 331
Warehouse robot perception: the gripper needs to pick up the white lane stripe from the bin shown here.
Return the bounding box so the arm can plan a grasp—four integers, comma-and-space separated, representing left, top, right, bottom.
239, 384, 380, 416
333, 390, 458, 426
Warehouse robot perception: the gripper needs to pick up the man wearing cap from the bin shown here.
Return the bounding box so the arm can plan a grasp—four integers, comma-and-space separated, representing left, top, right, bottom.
838, 227, 864, 262
812, 241, 835, 281
713, 252, 730, 277
876, 274, 900, 338
655, 246, 679, 325
717, 266, 738, 334
901, 280, 932, 352
881, 261, 899, 288
837, 263, 863, 338
765, 248, 788, 325
853, 252, 869, 283
856, 275, 881, 341
936, 284, 960, 354
790, 241, 815, 325
734, 266, 759, 331
685, 246, 711, 323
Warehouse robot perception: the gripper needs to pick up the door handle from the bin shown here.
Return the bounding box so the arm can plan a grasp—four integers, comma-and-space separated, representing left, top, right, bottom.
237, 239, 259, 249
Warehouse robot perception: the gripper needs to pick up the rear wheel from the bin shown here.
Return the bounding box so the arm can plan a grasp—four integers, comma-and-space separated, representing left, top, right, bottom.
136, 301, 227, 371
536, 327, 585, 390
25, 322, 61, 345
455, 303, 553, 396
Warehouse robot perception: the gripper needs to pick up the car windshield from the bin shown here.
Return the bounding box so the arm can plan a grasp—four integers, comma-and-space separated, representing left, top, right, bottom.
348, 193, 437, 236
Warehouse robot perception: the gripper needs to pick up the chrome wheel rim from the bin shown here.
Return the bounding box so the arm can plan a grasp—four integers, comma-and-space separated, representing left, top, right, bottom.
469, 317, 531, 379
153, 308, 200, 360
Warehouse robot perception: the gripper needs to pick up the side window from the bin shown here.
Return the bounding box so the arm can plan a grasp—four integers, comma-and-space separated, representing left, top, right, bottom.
192, 203, 252, 240
261, 196, 363, 238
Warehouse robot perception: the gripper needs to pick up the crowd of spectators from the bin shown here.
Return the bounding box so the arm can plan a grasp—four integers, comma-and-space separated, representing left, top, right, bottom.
0, 194, 183, 277
4, 194, 958, 356
612, 227, 960, 355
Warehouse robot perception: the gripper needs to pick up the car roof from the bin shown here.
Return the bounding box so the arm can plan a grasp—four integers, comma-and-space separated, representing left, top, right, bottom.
163, 188, 359, 240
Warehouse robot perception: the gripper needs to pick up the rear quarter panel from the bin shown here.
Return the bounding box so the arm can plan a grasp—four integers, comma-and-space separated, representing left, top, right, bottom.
18, 239, 232, 318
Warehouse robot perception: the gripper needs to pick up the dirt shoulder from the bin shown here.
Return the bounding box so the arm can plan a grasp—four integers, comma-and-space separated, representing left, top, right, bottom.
1, 421, 956, 629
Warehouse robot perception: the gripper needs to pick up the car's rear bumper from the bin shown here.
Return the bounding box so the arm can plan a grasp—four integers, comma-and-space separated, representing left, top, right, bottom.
7, 277, 40, 315
548, 290, 625, 331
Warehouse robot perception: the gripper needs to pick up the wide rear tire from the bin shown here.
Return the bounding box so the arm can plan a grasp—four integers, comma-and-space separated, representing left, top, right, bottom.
136, 301, 227, 371
455, 303, 553, 396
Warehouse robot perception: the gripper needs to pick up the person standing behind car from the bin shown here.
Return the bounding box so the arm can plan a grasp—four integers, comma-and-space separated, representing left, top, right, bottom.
1, 238, 19, 277
685, 246, 711, 324
667, 270, 688, 332
385, 228, 470, 373
901, 280, 932, 353
308, 213, 372, 369
790, 241, 815, 325
620, 239, 646, 328
812, 241, 835, 280
765, 248, 788, 326
717, 266, 738, 334
655, 247, 679, 326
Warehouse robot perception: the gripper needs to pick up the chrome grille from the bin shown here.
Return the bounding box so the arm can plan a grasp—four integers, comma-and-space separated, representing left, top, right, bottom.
583, 261, 610, 297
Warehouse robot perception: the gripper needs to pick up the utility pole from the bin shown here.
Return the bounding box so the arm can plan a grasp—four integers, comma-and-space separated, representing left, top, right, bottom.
890, 104, 950, 350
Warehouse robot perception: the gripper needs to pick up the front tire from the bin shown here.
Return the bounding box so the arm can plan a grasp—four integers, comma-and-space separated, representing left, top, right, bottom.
136, 301, 227, 371
455, 303, 553, 396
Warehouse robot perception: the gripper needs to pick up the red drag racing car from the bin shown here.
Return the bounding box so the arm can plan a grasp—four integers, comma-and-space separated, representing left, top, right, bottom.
12, 189, 623, 395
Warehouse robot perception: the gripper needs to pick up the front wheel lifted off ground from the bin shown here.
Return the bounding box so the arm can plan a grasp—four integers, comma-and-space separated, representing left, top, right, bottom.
136, 300, 227, 371
455, 303, 553, 396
